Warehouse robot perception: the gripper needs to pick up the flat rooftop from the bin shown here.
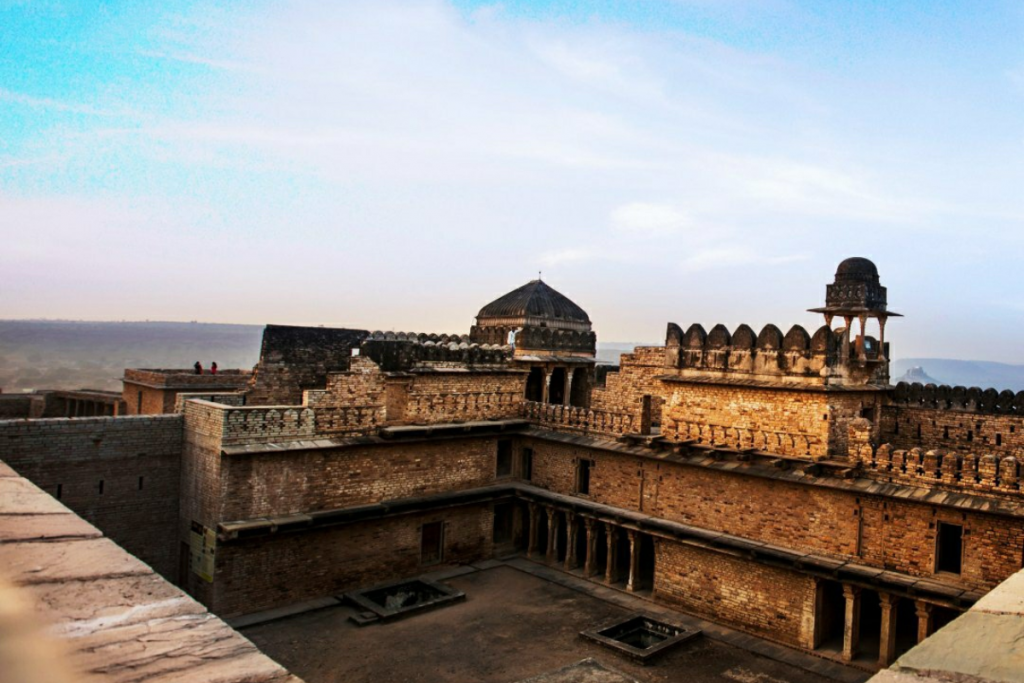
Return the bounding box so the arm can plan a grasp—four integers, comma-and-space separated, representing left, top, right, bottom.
242, 564, 862, 683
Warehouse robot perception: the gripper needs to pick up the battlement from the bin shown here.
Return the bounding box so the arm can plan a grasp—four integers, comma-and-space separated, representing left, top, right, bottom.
892, 381, 1024, 414
361, 331, 512, 371
469, 324, 596, 354
665, 321, 888, 385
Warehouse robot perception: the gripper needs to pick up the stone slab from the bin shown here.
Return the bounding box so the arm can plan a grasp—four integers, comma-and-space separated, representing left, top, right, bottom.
0, 513, 102, 543
0, 477, 70, 515
972, 570, 1024, 617
27, 574, 206, 634
66, 613, 294, 683
0, 537, 152, 585
895, 611, 1024, 683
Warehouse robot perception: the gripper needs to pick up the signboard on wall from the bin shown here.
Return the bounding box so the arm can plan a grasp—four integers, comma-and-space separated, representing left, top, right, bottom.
189, 520, 216, 583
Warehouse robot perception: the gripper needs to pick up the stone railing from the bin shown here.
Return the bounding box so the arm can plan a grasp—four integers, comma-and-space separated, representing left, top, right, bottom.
859, 444, 1024, 496
220, 405, 316, 446
405, 391, 522, 423
664, 418, 826, 459
520, 401, 635, 437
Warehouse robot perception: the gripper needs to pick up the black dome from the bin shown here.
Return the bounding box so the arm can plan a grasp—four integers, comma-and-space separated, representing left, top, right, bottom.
835, 257, 879, 281
477, 280, 591, 325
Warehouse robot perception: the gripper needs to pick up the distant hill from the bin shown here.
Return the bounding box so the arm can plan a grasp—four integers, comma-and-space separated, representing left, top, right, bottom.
0, 320, 264, 393
892, 358, 1024, 392
894, 366, 943, 386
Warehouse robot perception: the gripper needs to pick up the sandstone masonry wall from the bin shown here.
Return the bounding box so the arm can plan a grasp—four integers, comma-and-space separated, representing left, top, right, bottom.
219, 437, 503, 521
246, 325, 369, 405
656, 540, 816, 648
212, 504, 494, 616
524, 436, 1023, 593
0, 415, 183, 580
882, 405, 1024, 456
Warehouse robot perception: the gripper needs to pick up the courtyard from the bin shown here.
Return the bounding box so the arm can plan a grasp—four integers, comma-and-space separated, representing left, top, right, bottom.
243, 564, 867, 683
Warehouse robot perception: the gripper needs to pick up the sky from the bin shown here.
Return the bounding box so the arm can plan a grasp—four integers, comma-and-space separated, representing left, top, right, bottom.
3, 1, 1024, 362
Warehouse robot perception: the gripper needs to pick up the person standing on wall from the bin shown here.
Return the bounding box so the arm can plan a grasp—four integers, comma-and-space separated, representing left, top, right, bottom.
194, 361, 203, 375
210, 362, 218, 375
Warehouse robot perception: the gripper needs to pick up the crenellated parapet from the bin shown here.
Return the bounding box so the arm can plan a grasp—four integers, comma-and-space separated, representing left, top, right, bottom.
665, 320, 888, 385
849, 419, 1024, 499
361, 331, 512, 372
667, 322, 836, 376
891, 382, 1024, 414
469, 324, 596, 355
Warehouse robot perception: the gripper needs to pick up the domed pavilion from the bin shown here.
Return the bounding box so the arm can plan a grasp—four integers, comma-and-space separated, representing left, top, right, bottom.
470, 279, 596, 406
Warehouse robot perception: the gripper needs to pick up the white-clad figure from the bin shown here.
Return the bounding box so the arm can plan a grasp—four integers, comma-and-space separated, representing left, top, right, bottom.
507, 327, 522, 350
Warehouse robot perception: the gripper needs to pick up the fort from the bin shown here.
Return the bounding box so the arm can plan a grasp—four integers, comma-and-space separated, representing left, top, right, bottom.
2, 258, 1023, 683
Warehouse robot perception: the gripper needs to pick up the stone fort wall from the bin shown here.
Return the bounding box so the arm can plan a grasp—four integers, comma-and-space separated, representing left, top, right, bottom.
246, 325, 369, 405
522, 436, 1024, 594
0, 415, 183, 580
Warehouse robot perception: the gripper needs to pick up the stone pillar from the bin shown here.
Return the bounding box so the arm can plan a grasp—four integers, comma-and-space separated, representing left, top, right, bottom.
583, 518, 598, 577
527, 504, 539, 558
842, 585, 861, 662
879, 592, 900, 667
564, 513, 578, 570
626, 530, 640, 592
546, 508, 559, 563
542, 370, 551, 404
858, 314, 869, 361
563, 370, 572, 407
915, 601, 933, 644
605, 524, 618, 584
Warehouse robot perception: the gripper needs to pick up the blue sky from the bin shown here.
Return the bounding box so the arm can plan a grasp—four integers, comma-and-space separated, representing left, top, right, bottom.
3, 1, 1024, 362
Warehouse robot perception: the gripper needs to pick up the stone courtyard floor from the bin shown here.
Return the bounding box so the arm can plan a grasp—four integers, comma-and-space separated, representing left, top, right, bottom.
242, 564, 868, 683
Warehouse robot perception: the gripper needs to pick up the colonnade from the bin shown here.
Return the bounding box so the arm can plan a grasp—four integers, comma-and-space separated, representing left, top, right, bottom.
526, 366, 590, 408
63, 398, 118, 417
523, 502, 654, 593
817, 581, 956, 667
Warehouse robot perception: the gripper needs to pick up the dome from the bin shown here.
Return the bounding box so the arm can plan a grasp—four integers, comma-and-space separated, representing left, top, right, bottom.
476, 280, 591, 326
835, 257, 879, 282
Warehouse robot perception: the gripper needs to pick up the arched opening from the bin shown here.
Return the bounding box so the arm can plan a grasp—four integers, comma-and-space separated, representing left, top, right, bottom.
569, 367, 589, 407
549, 367, 567, 404
525, 367, 544, 402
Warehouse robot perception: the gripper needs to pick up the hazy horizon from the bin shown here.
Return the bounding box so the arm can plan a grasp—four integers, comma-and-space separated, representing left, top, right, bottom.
4, 2, 1024, 363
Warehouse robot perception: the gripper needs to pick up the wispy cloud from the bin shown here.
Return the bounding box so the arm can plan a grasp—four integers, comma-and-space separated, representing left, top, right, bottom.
682, 247, 809, 271
610, 203, 692, 237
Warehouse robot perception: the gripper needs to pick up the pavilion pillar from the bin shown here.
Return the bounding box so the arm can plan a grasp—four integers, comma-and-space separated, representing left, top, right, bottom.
842, 584, 861, 662
858, 314, 869, 361
564, 513, 578, 570
583, 517, 598, 577
915, 601, 933, 644
527, 504, 539, 558
604, 524, 619, 584
626, 530, 640, 592
879, 592, 900, 667
542, 369, 551, 404
879, 316, 888, 361
563, 369, 572, 407
546, 508, 559, 563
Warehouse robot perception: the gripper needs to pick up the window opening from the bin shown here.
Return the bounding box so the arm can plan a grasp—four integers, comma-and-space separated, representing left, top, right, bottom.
421, 521, 444, 565
936, 522, 963, 574
496, 439, 513, 478
576, 459, 592, 495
